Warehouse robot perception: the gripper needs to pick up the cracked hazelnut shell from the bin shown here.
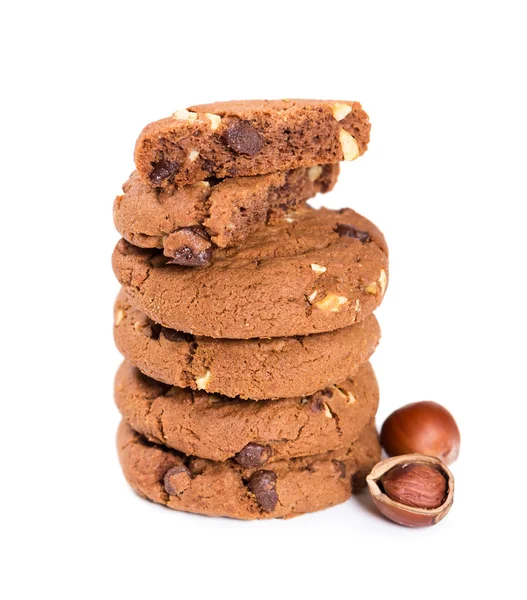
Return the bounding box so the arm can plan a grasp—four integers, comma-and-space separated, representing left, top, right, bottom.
380, 401, 460, 465
367, 454, 454, 527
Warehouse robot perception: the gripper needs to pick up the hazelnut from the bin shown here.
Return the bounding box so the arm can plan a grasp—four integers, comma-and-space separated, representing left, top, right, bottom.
339, 129, 359, 161
310, 263, 327, 274
381, 401, 460, 465
314, 292, 348, 312
332, 102, 353, 121
114, 309, 125, 326
367, 454, 454, 527
173, 109, 198, 122
308, 165, 323, 181
195, 370, 211, 390
205, 113, 221, 130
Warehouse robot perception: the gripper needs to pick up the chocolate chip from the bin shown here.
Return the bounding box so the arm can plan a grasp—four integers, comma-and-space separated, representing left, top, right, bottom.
235, 443, 272, 468
248, 470, 278, 512
164, 465, 192, 496
333, 460, 346, 478
164, 226, 213, 267
335, 223, 371, 243
202, 159, 216, 173
222, 119, 263, 156
149, 159, 180, 185
310, 397, 325, 413
161, 327, 193, 343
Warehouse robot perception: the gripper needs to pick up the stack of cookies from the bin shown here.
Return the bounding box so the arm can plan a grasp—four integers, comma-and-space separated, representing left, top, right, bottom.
112, 100, 389, 519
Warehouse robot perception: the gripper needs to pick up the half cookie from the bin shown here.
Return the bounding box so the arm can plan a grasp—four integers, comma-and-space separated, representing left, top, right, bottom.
115, 360, 379, 462
117, 420, 380, 519
112, 206, 388, 339
114, 166, 338, 266
134, 99, 370, 188
114, 290, 380, 400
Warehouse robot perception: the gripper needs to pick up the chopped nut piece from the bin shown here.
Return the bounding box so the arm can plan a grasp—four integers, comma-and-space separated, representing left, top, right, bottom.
310, 263, 327, 274
195, 370, 211, 390
378, 269, 387, 295
354, 299, 361, 312
339, 128, 359, 161
323, 402, 333, 418
314, 293, 348, 312
206, 113, 221, 130
308, 165, 323, 181
365, 282, 378, 295
308, 290, 318, 302
188, 149, 200, 162
346, 391, 357, 405
114, 309, 125, 326
332, 103, 353, 121
173, 109, 198, 122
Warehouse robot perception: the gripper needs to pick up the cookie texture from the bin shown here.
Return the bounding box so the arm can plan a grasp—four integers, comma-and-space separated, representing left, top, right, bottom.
115, 360, 379, 462
112, 207, 388, 339
114, 165, 338, 266
134, 99, 370, 188
114, 290, 381, 400
117, 420, 380, 519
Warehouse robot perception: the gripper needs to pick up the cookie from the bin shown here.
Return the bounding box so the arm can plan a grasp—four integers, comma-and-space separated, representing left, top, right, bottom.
134, 99, 370, 188
112, 206, 388, 339
114, 165, 338, 266
114, 290, 380, 399
117, 420, 380, 519
115, 360, 379, 462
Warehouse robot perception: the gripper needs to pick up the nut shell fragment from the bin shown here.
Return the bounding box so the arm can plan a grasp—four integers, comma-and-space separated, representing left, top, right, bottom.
366, 454, 454, 527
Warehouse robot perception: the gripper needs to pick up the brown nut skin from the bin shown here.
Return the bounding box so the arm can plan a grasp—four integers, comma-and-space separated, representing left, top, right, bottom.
380, 401, 460, 465
367, 454, 454, 527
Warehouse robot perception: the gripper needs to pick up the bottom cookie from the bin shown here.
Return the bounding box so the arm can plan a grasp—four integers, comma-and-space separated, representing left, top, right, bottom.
117, 420, 380, 519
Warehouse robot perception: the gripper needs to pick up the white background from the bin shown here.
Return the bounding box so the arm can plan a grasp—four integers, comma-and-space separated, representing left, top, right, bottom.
2, 1, 526, 598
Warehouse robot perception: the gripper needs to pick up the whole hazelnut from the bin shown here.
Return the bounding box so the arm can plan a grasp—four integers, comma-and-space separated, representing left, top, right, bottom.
380, 401, 460, 464
367, 454, 454, 527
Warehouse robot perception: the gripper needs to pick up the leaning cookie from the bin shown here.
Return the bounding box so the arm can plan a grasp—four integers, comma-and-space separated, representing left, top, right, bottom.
112, 206, 388, 339
134, 99, 370, 188
114, 165, 338, 267
114, 290, 380, 400
117, 420, 380, 519
115, 360, 379, 462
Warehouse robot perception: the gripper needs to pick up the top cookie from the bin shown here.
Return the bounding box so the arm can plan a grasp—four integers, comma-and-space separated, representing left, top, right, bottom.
134, 99, 370, 188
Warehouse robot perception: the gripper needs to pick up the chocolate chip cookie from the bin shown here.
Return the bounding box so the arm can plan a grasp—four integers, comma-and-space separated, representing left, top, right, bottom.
112, 206, 388, 339
114, 290, 380, 400
134, 99, 370, 188
114, 165, 338, 266
115, 360, 379, 462
117, 420, 380, 519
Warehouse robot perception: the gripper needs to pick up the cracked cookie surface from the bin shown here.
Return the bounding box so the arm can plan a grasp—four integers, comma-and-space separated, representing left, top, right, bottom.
114, 289, 380, 399
134, 99, 370, 188
117, 420, 380, 519
114, 166, 338, 266
115, 360, 379, 462
112, 206, 388, 339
